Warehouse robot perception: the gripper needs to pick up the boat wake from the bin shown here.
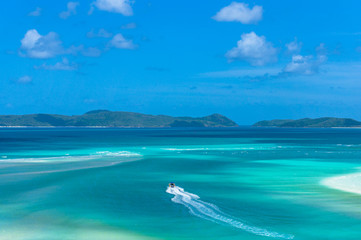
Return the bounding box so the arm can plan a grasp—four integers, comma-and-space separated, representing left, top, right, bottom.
166, 186, 294, 239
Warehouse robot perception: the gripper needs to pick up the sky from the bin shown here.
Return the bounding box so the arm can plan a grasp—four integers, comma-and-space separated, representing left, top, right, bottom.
1, 0, 361, 124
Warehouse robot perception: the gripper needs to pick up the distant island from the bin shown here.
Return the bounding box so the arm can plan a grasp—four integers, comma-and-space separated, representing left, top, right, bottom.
253, 117, 361, 128
0, 110, 238, 128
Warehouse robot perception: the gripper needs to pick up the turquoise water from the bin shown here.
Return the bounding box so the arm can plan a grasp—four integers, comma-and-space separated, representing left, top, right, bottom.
1, 127, 361, 240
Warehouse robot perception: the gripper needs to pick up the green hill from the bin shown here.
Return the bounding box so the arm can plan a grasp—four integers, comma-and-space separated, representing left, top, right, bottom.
0, 110, 238, 128
253, 117, 361, 128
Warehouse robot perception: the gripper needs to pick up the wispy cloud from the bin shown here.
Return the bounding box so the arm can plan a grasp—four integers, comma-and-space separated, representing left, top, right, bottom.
17, 75, 32, 84
60, 2, 80, 19
89, 0, 133, 16
87, 28, 113, 38
199, 67, 281, 78
213, 2, 263, 24
286, 38, 302, 54
226, 32, 278, 66
81, 47, 102, 57
121, 22, 136, 29
108, 34, 136, 49
34, 58, 78, 71
28, 7, 41, 17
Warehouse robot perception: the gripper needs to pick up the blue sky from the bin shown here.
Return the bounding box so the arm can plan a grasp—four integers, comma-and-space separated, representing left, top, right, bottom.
1, 0, 361, 124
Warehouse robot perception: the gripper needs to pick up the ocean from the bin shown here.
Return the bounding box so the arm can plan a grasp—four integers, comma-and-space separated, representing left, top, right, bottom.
0, 127, 361, 240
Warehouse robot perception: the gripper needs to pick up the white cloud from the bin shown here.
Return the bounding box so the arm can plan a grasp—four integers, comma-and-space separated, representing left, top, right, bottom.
60, 2, 80, 19
109, 34, 136, 49
200, 44, 329, 80
286, 38, 302, 54
17, 75, 32, 84
283, 54, 327, 76
87, 28, 113, 38
226, 32, 277, 66
90, 0, 133, 16
282, 43, 327, 76
213, 2, 262, 24
20, 29, 64, 58
35, 58, 78, 71
20, 29, 104, 59
28, 7, 41, 16
121, 22, 136, 29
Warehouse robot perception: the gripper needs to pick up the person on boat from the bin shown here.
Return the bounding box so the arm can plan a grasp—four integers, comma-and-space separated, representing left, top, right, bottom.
169, 182, 175, 188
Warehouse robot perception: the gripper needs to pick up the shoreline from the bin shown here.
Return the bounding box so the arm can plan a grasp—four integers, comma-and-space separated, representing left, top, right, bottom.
2, 125, 361, 129
0, 126, 241, 129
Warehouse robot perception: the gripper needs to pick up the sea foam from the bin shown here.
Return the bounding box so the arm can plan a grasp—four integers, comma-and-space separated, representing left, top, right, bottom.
166, 186, 294, 239
0, 150, 142, 176
95, 151, 141, 157
0, 151, 141, 164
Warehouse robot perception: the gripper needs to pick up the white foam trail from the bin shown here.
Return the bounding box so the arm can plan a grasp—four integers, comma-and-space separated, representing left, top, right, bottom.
162, 147, 261, 151
0, 151, 143, 176
95, 151, 141, 157
1, 160, 131, 177
167, 186, 294, 239
0, 155, 96, 163
0, 151, 142, 164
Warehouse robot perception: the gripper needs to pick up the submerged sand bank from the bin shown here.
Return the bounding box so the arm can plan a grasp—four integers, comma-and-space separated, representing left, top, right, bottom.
321, 172, 361, 195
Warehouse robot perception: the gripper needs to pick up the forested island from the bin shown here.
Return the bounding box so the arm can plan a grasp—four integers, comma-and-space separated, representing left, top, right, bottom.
0, 110, 238, 128
253, 117, 361, 128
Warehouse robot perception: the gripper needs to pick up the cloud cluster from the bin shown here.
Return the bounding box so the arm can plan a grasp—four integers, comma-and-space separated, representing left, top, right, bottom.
202, 41, 328, 79
20, 29, 65, 58
19, 29, 108, 60
283, 51, 327, 76
59, 2, 80, 19
226, 32, 277, 66
213, 2, 262, 24
17, 1, 139, 82
90, 0, 133, 16
219, 5, 328, 78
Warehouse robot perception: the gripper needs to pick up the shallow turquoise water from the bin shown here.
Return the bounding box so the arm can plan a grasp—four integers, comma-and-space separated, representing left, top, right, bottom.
1, 128, 361, 239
